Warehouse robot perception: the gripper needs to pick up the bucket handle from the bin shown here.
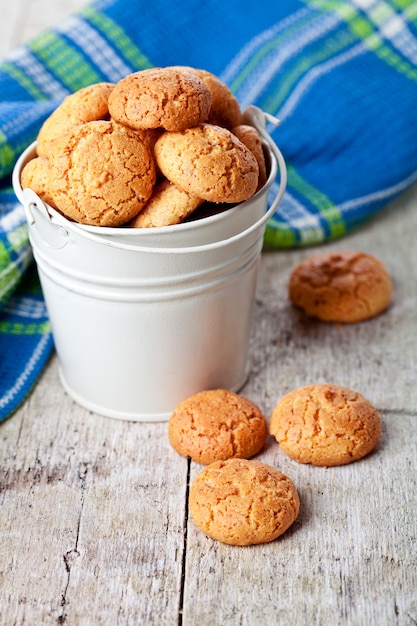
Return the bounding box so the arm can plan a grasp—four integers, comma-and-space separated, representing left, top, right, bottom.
21, 107, 287, 255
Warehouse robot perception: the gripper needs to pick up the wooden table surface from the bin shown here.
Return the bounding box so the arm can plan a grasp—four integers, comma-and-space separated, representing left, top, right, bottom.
1, 2, 416, 625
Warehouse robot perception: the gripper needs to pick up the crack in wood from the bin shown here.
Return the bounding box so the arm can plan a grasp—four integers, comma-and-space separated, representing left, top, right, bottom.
178, 458, 191, 626
56, 463, 89, 624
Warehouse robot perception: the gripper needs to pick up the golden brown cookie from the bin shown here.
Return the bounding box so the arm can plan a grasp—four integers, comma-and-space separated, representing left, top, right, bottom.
130, 179, 203, 228
232, 124, 267, 190
270, 384, 381, 466
48, 120, 156, 226
20, 156, 57, 208
168, 389, 267, 464
155, 123, 259, 203
108, 67, 212, 132
170, 66, 242, 129
111, 120, 163, 156
189, 458, 300, 545
37, 82, 114, 157
289, 251, 392, 323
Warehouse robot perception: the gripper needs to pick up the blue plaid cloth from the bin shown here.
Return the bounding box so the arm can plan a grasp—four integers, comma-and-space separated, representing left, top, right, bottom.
1, 0, 417, 420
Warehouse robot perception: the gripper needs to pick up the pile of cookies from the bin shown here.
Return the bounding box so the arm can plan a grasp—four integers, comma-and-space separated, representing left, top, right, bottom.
20, 67, 267, 228
168, 250, 391, 546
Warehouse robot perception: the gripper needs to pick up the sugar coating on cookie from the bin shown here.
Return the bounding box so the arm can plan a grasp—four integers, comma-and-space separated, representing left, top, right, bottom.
270, 384, 381, 466
170, 66, 242, 129
108, 67, 212, 132
20, 156, 57, 208
48, 121, 156, 226
155, 123, 259, 203
168, 389, 267, 464
232, 124, 267, 190
189, 458, 300, 545
289, 251, 392, 323
37, 82, 114, 157
130, 179, 203, 228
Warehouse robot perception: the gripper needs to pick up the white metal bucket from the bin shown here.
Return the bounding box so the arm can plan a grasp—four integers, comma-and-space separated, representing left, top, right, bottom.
12, 107, 287, 421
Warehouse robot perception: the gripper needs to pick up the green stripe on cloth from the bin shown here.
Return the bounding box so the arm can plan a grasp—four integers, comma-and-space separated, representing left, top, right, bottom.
30, 32, 101, 91
0, 320, 51, 335
1, 62, 47, 100
0, 261, 24, 303
228, 11, 316, 95
261, 27, 356, 113
263, 223, 298, 249
81, 6, 153, 71
306, 0, 417, 82
0, 134, 15, 173
286, 163, 347, 239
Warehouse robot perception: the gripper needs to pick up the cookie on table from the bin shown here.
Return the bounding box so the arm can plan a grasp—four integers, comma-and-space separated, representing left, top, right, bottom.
108, 67, 212, 132
37, 82, 115, 157
168, 389, 267, 465
189, 458, 300, 545
270, 384, 381, 466
48, 121, 156, 227
232, 124, 267, 190
20, 156, 57, 209
155, 123, 259, 203
130, 179, 203, 228
288, 250, 392, 323
171, 66, 242, 129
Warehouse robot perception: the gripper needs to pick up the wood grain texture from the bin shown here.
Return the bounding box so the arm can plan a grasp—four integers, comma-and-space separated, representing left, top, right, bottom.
1, 2, 416, 624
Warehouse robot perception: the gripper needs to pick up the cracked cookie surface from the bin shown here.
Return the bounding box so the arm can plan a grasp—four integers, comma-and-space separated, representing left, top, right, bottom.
170, 66, 242, 129
37, 82, 114, 157
130, 179, 203, 228
154, 123, 259, 203
168, 389, 267, 465
20, 156, 57, 208
270, 384, 381, 466
289, 250, 392, 323
48, 120, 156, 226
189, 458, 300, 545
108, 67, 212, 132
232, 124, 267, 190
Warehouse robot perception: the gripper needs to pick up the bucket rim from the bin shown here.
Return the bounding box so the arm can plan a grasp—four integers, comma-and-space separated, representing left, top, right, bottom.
13, 106, 287, 255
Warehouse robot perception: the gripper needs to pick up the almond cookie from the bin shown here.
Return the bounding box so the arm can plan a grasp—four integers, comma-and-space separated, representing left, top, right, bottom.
289, 251, 392, 323
20, 156, 57, 208
37, 82, 114, 157
270, 384, 381, 466
48, 120, 156, 227
108, 67, 212, 132
130, 179, 203, 228
189, 458, 300, 545
171, 66, 242, 129
168, 389, 267, 464
232, 124, 267, 190
155, 123, 259, 203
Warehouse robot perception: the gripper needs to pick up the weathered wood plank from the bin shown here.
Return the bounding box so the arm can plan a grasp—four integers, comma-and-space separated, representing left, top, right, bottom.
1, 1, 417, 624
183, 410, 417, 626
181, 186, 417, 626
0, 362, 188, 624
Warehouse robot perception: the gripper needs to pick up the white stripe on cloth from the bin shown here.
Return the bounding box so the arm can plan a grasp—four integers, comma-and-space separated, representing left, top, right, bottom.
220, 6, 311, 84
353, 0, 417, 65
0, 101, 56, 140
269, 187, 325, 240
334, 168, 417, 214
277, 40, 369, 120
2, 297, 48, 319
56, 16, 132, 82
0, 332, 51, 409
0, 204, 26, 233
221, 10, 342, 108
6, 47, 68, 99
